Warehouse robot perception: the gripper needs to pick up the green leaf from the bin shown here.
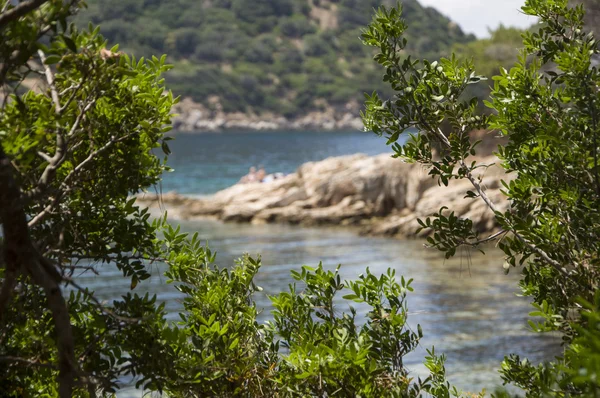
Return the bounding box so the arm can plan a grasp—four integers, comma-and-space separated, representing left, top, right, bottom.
63, 36, 77, 53
43, 55, 61, 65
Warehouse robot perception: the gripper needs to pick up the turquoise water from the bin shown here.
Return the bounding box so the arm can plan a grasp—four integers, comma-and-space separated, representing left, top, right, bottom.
88, 130, 560, 396
160, 130, 392, 194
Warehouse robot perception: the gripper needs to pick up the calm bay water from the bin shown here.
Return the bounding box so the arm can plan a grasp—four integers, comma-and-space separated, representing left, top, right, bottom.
160, 130, 392, 195
90, 131, 560, 395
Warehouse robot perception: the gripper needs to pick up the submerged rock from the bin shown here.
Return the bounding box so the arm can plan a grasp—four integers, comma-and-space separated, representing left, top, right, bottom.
137, 153, 510, 239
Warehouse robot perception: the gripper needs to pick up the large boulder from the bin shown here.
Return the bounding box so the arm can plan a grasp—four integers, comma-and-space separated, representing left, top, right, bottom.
136, 153, 509, 238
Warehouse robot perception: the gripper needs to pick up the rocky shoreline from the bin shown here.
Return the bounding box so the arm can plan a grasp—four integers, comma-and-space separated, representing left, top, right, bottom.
137, 153, 510, 239
171, 97, 364, 132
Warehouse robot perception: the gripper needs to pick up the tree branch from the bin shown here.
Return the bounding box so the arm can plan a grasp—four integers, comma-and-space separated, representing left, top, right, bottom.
26, 99, 96, 203
426, 125, 571, 277
0, 0, 48, 30
38, 50, 60, 114
58, 74, 88, 115
28, 131, 136, 227
63, 275, 142, 324
465, 229, 507, 246
0, 355, 57, 369
0, 23, 51, 86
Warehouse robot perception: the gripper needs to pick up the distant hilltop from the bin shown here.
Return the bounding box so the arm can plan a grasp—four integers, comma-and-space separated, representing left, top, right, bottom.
76, 0, 474, 120
76, 0, 600, 131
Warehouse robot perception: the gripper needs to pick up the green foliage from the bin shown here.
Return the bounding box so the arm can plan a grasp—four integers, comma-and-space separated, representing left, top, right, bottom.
0, 1, 176, 395
156, 241, 470, 397
279, 15, 317, 38
498, 293, 600, 397
362, 0, 600, 396
160, 233, 276, 396
453, 26, 525, 82
0, 3, 476, 396
11, 0, 600, 396
270, 265, 417, 396
76, 0, 475, 117
452, 26, 526, 108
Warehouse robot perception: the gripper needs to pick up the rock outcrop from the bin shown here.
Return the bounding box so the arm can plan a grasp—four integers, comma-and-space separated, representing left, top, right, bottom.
171, 97, 364, 132
137, 154, 510, 238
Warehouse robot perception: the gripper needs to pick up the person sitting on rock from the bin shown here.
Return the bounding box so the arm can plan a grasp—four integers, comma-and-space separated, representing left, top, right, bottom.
240, 166, 257, 183
256, 166, 266, 182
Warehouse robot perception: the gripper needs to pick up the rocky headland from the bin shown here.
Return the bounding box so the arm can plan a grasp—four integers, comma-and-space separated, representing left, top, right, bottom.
137, 153, 510, 239
171, 97, 364, 132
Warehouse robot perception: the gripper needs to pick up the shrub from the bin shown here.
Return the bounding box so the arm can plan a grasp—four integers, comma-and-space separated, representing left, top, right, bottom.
362, 1, 600, 395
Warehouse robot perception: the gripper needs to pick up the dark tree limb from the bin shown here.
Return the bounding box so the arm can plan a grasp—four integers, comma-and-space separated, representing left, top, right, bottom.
0, 267, 17, 322
0, 146, 76, 398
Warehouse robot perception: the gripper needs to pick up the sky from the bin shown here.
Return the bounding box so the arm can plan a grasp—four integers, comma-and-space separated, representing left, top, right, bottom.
419, 0, 539, 38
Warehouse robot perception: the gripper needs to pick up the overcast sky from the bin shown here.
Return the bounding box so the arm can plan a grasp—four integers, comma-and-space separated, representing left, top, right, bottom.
419, 0, 538, 38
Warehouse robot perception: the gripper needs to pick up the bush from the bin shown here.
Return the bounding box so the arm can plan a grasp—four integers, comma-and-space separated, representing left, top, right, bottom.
362, 1, 600, 395
304, 33, 333, 57
273, 47, 305, 74
242, 39, 276, 64
279, 15, 317, 38
167, 28, 200, 58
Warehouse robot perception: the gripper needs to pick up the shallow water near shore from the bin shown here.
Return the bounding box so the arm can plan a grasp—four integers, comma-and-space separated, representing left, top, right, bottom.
89, 131, 560, 395
84, 219, 561, 396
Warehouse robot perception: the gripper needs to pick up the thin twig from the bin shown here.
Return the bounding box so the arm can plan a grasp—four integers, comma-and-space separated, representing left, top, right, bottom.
62, 264, 100, 276
28, 130, 134, 227
67, 100, 95, 137
58, 74, 88, 115
466, 229, 507, 246
37, 50, 60, 113
0, 355, 57, 369
27, 99, 96, 203
63, 276, 142, 324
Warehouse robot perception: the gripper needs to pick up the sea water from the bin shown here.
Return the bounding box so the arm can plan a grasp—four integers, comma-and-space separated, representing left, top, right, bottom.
159, 130, 392, 195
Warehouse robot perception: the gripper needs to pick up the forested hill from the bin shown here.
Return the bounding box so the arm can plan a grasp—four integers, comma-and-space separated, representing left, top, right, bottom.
76, 0, 475, 118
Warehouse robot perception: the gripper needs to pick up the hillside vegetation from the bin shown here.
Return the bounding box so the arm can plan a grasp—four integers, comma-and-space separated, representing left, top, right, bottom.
76, 0, 474, 117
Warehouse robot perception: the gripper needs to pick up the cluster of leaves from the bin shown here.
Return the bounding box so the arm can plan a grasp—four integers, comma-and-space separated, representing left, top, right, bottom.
73, 0, 475, 117
451, 26, 527, 111
451, 0, 600, 114
362, 0, 600, 396
149, 227, 470, 397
